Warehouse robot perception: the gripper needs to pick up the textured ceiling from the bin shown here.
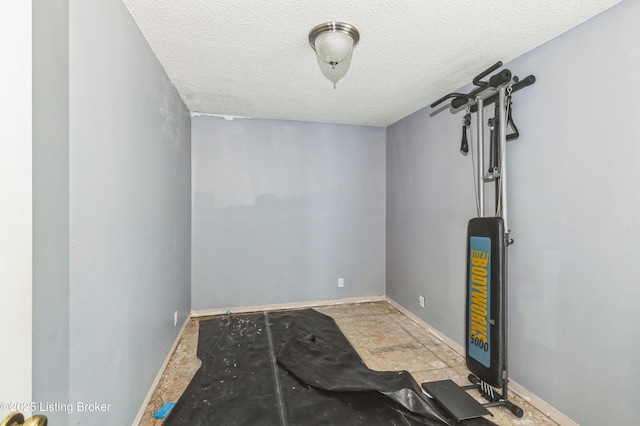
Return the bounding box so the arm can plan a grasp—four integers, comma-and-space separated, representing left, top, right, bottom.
122, 0, 622, 127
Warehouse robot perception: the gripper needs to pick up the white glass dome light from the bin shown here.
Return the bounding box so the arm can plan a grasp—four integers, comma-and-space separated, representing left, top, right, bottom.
309, 22, 360, 89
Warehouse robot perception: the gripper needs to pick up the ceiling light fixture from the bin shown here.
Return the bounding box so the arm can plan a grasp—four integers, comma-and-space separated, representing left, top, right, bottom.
308, 22, 360, 89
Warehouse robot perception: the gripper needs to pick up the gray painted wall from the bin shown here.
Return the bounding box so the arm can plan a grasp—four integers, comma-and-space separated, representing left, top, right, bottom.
386, 95, 474, 339
387, 1, 640, 424
192, 116, 385, 310
28, 0, 194, 424
32, 0, 70, 424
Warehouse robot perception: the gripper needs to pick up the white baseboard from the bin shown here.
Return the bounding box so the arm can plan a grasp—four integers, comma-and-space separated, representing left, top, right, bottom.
190, 295, 386, 318
131, 315, 191, 426
385, 296, 579, 426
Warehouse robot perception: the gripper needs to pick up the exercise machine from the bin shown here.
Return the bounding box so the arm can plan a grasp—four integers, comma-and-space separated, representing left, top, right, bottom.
421, 62, 535, 422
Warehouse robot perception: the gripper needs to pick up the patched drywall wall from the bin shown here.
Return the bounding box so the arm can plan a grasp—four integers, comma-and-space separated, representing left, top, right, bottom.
191, 116, 386, 310
65, 0, 192, 424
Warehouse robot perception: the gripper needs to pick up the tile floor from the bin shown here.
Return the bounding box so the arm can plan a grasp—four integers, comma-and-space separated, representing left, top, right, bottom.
139, 301, 560, 425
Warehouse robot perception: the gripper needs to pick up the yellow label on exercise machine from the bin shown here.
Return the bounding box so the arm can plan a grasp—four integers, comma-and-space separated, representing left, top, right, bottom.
469, 237, 490, 367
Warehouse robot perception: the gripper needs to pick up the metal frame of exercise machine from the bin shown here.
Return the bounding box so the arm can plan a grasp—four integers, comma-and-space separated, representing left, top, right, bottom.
421, 62, 535, 422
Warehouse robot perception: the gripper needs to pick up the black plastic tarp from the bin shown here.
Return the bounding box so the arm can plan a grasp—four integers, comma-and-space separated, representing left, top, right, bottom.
163, 309, 496, 426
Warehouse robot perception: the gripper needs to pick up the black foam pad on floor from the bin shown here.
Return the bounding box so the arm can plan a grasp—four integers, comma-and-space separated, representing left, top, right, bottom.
163, 309, 497, 426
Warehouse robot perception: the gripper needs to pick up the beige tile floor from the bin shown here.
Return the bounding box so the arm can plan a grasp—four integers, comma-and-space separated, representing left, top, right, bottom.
139, 301, 560, 426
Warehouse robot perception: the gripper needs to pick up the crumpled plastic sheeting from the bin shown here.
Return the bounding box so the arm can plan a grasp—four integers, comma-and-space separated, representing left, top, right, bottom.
275, 310, 496, 426
276, 315, 452, 424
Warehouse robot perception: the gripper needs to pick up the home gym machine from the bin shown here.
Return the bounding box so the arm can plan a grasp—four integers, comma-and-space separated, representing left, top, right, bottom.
421, 62, 535, 422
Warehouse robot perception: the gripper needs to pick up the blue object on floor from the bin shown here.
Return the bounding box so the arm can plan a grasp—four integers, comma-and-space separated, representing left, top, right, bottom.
153, 402, 176, 419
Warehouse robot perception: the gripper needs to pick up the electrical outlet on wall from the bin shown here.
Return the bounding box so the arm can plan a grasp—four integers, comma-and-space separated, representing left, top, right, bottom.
174, 311, 178, 327
419, 295, 425, 308
338, 278, 344, 288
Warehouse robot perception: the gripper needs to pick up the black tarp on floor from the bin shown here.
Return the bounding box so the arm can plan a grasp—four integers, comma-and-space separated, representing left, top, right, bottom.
163, 309, 496, 426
